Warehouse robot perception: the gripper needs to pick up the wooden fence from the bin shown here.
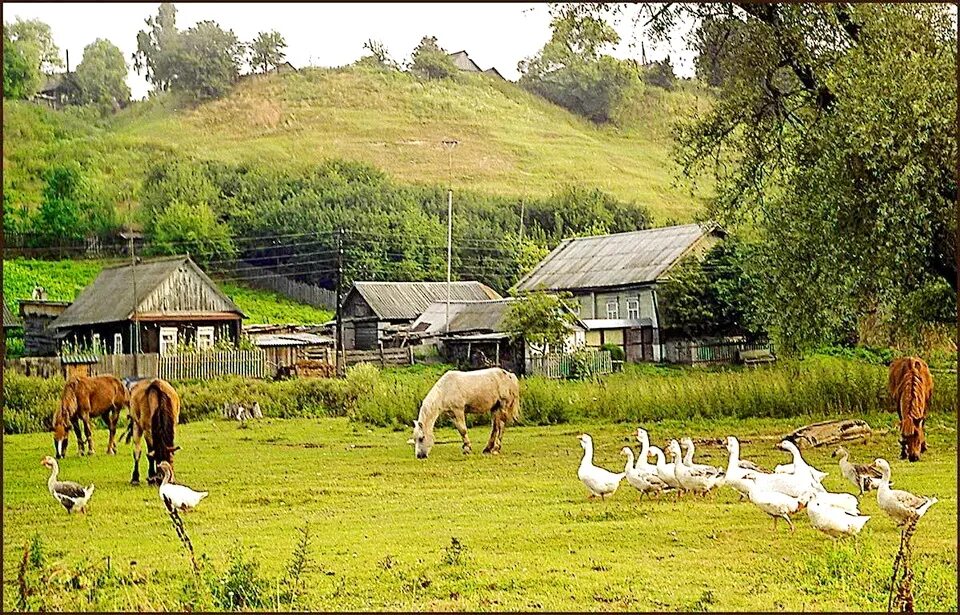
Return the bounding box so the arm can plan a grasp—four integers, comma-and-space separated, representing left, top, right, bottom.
344, 347, 414, 367
229, 260, 336, 310
676, 340, 776, 366
158, 350, 267, 380
90, 354, 159, 379
527, 351, 613, 379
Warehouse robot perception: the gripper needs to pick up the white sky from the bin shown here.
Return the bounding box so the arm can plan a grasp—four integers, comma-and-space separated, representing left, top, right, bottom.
3, 2, 696, 100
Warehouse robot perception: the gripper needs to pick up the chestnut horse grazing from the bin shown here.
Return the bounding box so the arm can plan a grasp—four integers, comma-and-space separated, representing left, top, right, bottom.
412, 367, 520, 459
53, 375, 127, 458
126, 378, 181, 485
888, 357, 933, 462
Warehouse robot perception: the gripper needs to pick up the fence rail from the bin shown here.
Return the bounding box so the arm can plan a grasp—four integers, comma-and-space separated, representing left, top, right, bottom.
682, 340, 776, 365
528, 351, 613, 379
158, 350, 267, 380
227, 260, 337, 311
344, 347, 414, 367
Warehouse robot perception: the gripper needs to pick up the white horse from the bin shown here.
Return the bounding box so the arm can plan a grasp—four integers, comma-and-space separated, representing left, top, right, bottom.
412, 368, 520, 459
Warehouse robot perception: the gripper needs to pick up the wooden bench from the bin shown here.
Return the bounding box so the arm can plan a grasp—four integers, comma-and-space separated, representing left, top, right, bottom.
739, 348, 776, 367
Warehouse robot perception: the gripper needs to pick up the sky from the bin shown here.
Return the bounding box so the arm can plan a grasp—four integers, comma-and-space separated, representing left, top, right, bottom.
3, 2, 696, 100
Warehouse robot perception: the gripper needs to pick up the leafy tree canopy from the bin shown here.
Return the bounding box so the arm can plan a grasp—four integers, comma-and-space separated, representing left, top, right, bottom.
504, 290, 579, 352
133, 2, 179, 92
3, 28, 33, 99
74, 39, 131, 111
409, 36, 458, 80
250, 30, 286, 73
170, 20, 243, 99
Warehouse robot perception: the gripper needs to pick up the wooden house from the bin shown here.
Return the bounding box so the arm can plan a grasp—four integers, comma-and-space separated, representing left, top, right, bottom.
50, 255, 245, 355
341, 281, 501, 350
448, 50, 506, 80
3, 300, 22, 332
515, 223, 725, 362
19, 300, 71, 356
244, 324, 333, 373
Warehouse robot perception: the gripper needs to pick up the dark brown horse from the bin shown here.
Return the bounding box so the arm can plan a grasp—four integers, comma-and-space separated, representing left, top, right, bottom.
888, 357, 933, 462
125, 378, 180, 485
53, 375, 128, 458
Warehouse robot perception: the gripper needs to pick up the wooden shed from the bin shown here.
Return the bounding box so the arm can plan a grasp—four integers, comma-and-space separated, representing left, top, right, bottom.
19, 300, 71, 356
50, 255, 245, 355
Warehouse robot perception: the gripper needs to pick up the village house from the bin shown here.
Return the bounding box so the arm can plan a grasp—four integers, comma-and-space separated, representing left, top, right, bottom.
340, 281, 501, 350
19, 300, 71, 356
50, 255, 245, 355
407, 298, 586, 373
515, 223, 725, 362
3, 299, 23, 333
447, 50, 506, 80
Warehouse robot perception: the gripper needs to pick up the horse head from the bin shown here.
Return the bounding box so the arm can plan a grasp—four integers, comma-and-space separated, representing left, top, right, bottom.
52, 420, 70, 459
412, 420, 434, 459
902, 420, 923, 462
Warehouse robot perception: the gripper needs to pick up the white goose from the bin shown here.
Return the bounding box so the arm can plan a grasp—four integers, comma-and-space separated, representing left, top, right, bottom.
577, 434, 624, 500
158, 461, 209, 511
723, 436, 763, 498
669, 439, 723, 496
621, 447, 667, 497
634, 428, 658, 474
778, 440, 828, 486
647, 446, 682, 490
743, 475, 805, 532
874, 459, 938, 526
805, 492, 871, 538
680, 437, 725, 478
41, 456, 94, 514
833, 446, 884, 494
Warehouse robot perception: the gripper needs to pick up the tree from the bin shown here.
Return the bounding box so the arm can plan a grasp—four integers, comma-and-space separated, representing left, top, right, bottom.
693, 16, 746, 88
564, 3, 957, 350
74, 39, 130, 110
409, 36, 458, 80
170, 21, 243, 99
148, 200, 236, 265
640, 56, 676, 90
518, 12, 635, 123
35, 165, 86, 241
7, 18, 62, 73
133, 2, 179, 92
249, 30, 286, 73
3, 28, 33, 99
503, 291, 578, 353
356, 39, 398, 70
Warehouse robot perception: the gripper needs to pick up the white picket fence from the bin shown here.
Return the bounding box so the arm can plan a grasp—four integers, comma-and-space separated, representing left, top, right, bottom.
158, 350, 267, 381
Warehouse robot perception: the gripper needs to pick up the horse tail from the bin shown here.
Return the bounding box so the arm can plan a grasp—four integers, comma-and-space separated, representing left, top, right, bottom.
501, 371, 521, 424
148, 379, 180, 464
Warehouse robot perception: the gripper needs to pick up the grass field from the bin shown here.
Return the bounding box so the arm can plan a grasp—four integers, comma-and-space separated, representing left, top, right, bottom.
2, 259, 331, 327
4, 412, 956, 611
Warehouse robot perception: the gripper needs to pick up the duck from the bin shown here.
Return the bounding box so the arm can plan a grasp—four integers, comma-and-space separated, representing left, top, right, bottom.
158, 461, 209, 511
680, 437, 725, 477
774, 462, 829, 484
805, 492, 871, 538
41, 456, 94, 514
577, 434, 625, 500
777, 440, 828, 486
743, 475, 805, 532
669, 439, 723, 496
620, 447, 668, 497
874, 459, 938, 526
723, 436, 764, 498
833, 446, 884, 495
647, 446, 682, 490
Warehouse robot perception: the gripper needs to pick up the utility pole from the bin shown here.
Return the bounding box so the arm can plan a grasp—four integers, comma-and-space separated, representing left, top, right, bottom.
121, 230, 143, 376
442, 139, 459, 335
519, 198, 525, 243
335, 228, 345, 378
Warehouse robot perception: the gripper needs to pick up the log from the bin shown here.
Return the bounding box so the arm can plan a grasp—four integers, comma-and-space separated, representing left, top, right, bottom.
784, 419, 873, 449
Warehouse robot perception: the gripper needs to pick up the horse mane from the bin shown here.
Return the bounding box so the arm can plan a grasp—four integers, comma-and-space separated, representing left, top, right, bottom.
896, 358, 929, 437
148, 379, 180, 464
416, 376, 447, 431
56, 378, 82, 427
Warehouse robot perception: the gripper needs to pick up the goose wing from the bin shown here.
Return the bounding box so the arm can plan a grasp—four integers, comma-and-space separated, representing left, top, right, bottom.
892, 489, 931, 510
52, 480, 87, 500
854, 461, 883, 479
738, 460, 765, 473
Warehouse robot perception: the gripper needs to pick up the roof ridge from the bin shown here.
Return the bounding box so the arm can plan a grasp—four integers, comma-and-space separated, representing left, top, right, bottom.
101, 254, 189, 270
560, 222, 705, 243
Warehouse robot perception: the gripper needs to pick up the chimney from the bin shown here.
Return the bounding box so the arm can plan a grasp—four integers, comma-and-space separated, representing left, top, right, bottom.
66, 50, 70, 73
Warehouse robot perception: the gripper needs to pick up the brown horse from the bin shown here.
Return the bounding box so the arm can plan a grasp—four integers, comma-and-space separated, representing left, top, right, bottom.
125, 378, 180, 485
888, 357, 933, 462
53, 375, 128, 458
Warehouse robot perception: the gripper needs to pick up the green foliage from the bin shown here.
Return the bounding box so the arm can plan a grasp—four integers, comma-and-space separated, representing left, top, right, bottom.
409, 36, 458, 80
504, 291, 578, 352
34, 163, 113, 241
6, 18, 62, 73
170, 20, 243, 99
640, 56, 677, 90
133, 2, 179, 91
209, 546, 268, 610
2, 372, 62, 434
147, 199, 236, 264
218, 282, 332, 324
600, 343, 625, 361
356, 39, 398, 71
519, 12, 635, 123
74, 39, 131, 111
249, 30, 286, 73
3, 28, 33, 99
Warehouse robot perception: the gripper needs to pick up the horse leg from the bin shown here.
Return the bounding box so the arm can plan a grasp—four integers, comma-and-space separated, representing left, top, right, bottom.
106, 406, 119, 455
145, 430, 158, 484
82, 413, 95, 455
72, 419, 86, 456
131, 425, 142, 485
452, 409, 472, 455
920, 421, 928, 453
489, 412, 506, 454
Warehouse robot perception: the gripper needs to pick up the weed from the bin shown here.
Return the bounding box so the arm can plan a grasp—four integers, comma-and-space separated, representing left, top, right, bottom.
441, 537, 467, 567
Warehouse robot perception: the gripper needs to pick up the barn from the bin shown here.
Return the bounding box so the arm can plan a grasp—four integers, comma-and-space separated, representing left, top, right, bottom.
50, 255, 245, 355
340, 281, 502, 350
515, 223, 725, 362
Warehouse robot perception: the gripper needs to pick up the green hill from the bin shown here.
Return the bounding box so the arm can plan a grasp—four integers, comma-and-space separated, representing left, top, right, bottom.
4, 67, 710, 224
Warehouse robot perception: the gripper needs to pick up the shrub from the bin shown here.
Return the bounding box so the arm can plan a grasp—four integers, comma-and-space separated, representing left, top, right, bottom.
3, 372, 62, 434
600, 343, 625, 361
409, 36, 458, 80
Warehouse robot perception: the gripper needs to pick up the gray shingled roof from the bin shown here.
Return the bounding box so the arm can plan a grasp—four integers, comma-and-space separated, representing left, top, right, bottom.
3, 299, 22, 329
351, 281, 501, 321
515, 224, 719, 292
52, 255, 243, 329
412, 299, 516, 335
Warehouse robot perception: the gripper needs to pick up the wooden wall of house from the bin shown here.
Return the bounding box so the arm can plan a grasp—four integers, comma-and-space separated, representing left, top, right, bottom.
572, 286, 657, 322
141, 266, 238, 312
20, 303, 69, 357
354, 321, 380, 350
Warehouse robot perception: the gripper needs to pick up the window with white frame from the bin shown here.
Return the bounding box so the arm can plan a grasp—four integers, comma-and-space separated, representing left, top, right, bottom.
159, 327, 178, 355
197, 326, 215, 350
113, 333, 123, 354
627, 298, 640, 320
605, 300, 619, 319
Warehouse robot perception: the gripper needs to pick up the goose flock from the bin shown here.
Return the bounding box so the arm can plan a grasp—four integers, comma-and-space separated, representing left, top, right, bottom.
577, 428, 939, 538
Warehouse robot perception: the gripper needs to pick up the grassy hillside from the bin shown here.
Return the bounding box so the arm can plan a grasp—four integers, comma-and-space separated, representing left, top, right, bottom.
113, 69, 708, 221
2, 259, 331, 325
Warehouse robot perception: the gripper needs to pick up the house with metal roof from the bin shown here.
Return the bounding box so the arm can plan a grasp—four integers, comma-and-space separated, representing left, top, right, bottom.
515, 223, 724, 362
51, 255, 245, 355
3, 299, 23, 332
447, 50, 506, 80
341, 281, 501, 350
